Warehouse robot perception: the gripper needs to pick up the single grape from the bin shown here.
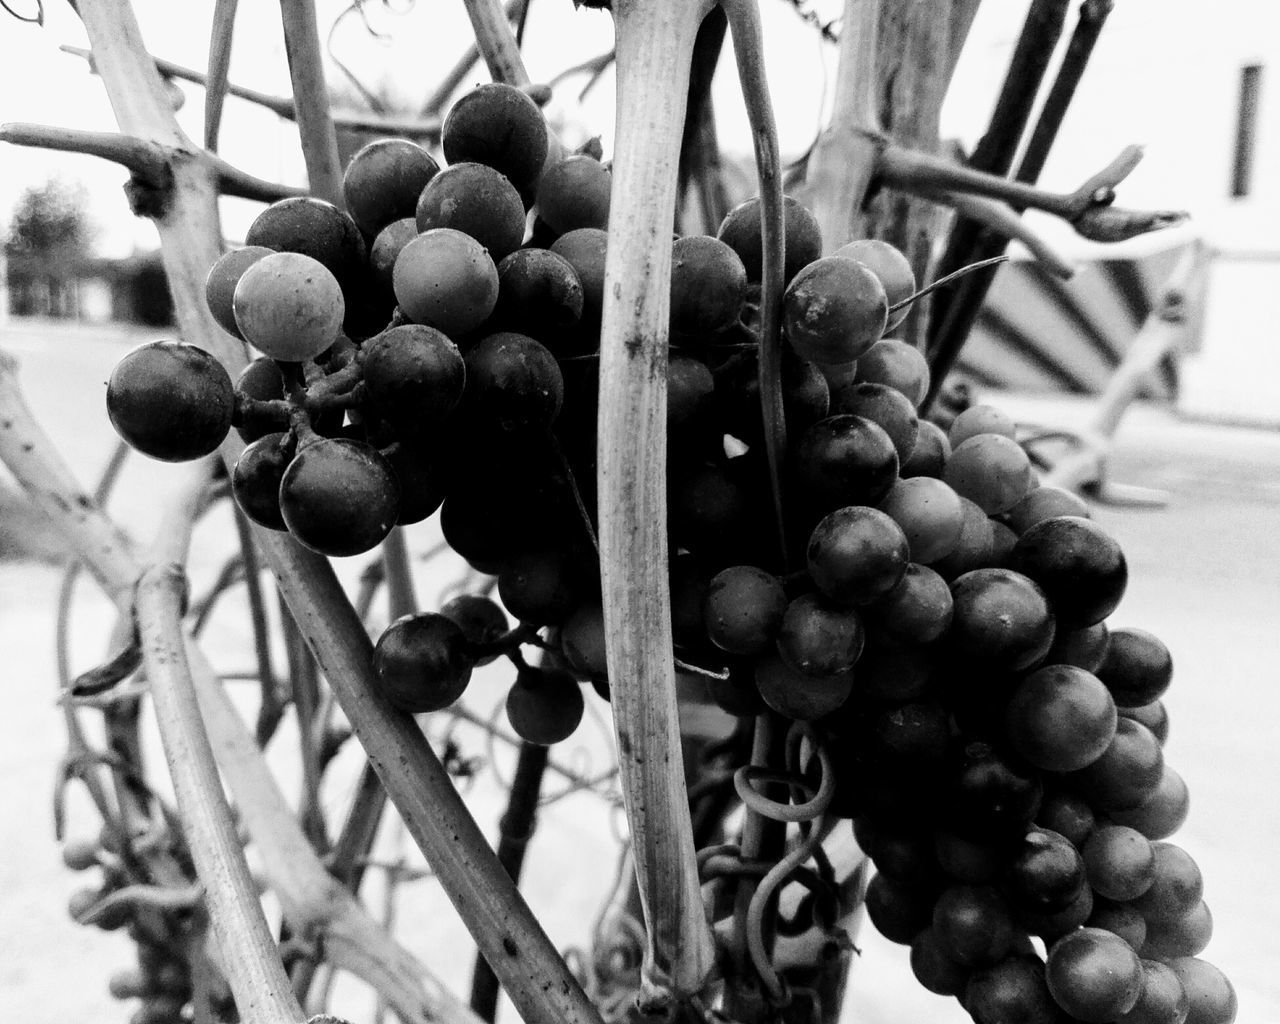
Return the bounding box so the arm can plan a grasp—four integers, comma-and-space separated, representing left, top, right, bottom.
506, 667, 585, 745
1098, 628, 1174, 708
667, 355, 716, 432
440, 594, 509, 666
373, 612, 473, 712
754, 652, 853, 721
560, 603, 608, 678
876, 477, 964, 565
948, 403, 1017, 446
362, 324, 466, 433
1118, 959, 1191, 1024
492, 248, 585, 348
231, 432, 292, 530
704, 565, 786, 655
463, 332, 564, 429
1083, 824, 1156, 901
1003, 828, 1087, 914
944, 433, 1035, 515
1003, 664, 1117, 772
1004, 484, 1091, 534
382, 442, 446, 526
1036, 788, 1096, 848
535, 154, 611, 233
1167, 957, 1236, 1024
946, 741, 1043, 840
790, 414, 900, 518
716, 194, 822, 284
497, 548, 590, 626
932, 884, 1016, 967
244, 196, 367, 294
862, 563, 953, 646
830, 380, 920, 464
1089, 896, 1149, 952
393, 228, 498, 337
1108, 764, 1190, 840
1070, 717, 1164, 812
807, 506, 910, 607
342, 138, 440, 236
1130, 843, 1204, 924
670, 234, 748, 336
415, 162, 527, 262
232, 251, 345, 361
278, 438, 400, 557
775, 591, 865, 676
369, 218, 419, 298
205, 245, 273, 339
929, 498, 994, 580
948, 568, 1056, 671
783, 256, 888, 365
233, 356, 289, 443
865, 870, 938, 944
442, 82, 549, 198
901, 418, 951, 479
910, 926, 971, 995
1122, 699, 1170, 744
853, 338, 930, 407
964, 954, 1062, 1024
1008, 516, 1128, 628
1018, 883, 1095, 944
106, 341, 234, 462
870, 828, 943, 886
1046, 927, 1144, 1023
1044, 621, 1111, 673
1141, 901, 1213, 960
832, 239, 915, 331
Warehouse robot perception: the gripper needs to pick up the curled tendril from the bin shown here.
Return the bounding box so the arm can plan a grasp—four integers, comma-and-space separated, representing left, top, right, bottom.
0, 0, 43, 24
726, 721, 835, 1001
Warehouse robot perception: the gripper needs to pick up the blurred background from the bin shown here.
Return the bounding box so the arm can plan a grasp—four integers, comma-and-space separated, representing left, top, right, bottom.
1, 1, 1278, 1022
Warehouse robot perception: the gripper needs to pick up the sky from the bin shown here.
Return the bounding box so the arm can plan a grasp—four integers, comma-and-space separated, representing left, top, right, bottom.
0, 0, 1275, 259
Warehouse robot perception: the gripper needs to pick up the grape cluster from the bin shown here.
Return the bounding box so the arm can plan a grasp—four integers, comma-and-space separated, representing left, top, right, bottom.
100, 79, 1234, 1018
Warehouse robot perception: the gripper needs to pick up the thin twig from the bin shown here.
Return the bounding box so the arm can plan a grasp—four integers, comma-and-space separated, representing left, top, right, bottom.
204, 0, 238, 151
0, 122, 169, 189
421, 0, 527, 116
278, 0, 344, 207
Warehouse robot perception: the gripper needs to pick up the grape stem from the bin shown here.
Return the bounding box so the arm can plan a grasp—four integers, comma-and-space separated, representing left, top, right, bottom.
203, 0, 238, 151
886, 255, 1011, 313
279, 0, 344, 207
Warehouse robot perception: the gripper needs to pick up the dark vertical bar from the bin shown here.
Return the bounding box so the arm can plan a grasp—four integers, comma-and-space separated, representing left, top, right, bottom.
923, 0, 1112, 411
469, 740, 550, 1022
1231, 64, 1262, 198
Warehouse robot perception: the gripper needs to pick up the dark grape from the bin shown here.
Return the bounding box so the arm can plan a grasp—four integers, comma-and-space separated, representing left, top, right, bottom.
944, 433, 1034, 515
1121, 699, 1170, 744
1082, 825, 1156, 901
463, 332, 563, 429
1044, 621, 1110, 673
362, 324, 465, 432
790, 414, 899, 519
1046, 927, 1144, 1022
910, 926, 971, 995
830, 381, 919, 464
440, 593, 509, 665
369, 217, 419, 298
442, 82, 549, 198
549, 227, 608, 328
245, 196, 367, 294
783, 256, 888, 365
106, 341, 234, 462
1120, 959, 1191, 1024
560, 603, 607, 678
415, 162, 526, 262
932, 884, 1016, 967
1098, 628, 1174, 708
716, 194, 822, 284
854, 338, 930, 407
1004, 485, 1091, 534
1107, 764, 1190, 840
343, 138, 440, 236
373, 612, 473, 712
901, 418, 950, 479
704, 565, 786, 655
1167, 957, 1236, 1024
498, 548, 591, 626
930, 497, 994, 580
278, 438, 399, 557
670, 235, 748, 336
877, 477, 964, 565
1003, 664, 1117, 772
493, 248, 585, 349
1070, 717, 1164, 812
946, 742, 1043, 840
383, 442, 446, 525
832, 240, 916, 332
865, 870, 938, 944
776, 592, 865, 675
1130, 843, 1204, 923
393, 228, 498, 337
948, 568, 1055, 672
1008, 516, 1128, 628
807, 506, 910, 607
535, 155, 611, 233
754, 653, 853, 721
506, 667, 585, 745
1003, 828, 1087, 914
205, 245, 273, 339
862, 564, 953, 647
231, 432, 291, 530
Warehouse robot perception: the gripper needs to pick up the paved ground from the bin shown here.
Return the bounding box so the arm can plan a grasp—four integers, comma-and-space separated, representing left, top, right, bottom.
1, 321, 1277, 1022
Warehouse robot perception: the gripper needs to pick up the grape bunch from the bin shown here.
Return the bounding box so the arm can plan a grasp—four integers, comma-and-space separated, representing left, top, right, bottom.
100, 76, 1235, 1018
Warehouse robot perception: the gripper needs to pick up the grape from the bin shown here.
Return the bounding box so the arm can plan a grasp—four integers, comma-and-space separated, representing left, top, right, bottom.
1003, 828, 1086, 914
964, 954, 1062, 1024
989, 519, 1017, 566
754, 652, 853, 721
716, 194, 822, 284
559, 603, 608, 677
1108, 764, 1190, 840
1044, 621, 1110, 673
362, 324, 465, 433
231, 432, 291, 530
1167, 958, 1236, 1024
1122, 699, 1170, 744
948, 404, 1017, 447
278, 438, 399, 557
933, 831, 1010, 885
667, 356, 716, 432
775, 592, 864, 676
932, 884, 1016, 967
862, 564, 953, 646
415, 162, 527, 262
1037, 788, 1097, 848
807, 506, 909, 606
1070, 717, 1164, 812
852, 642, 935, 703
948, 568, 1055, 672
944, 433, 1034, 515
1083, 825, 1156, 901
853, 338, 930, 407
1046, 927, 1144, 1022
342, 138, 440, 236
535, 155, 612, 233
1003, 664, 1117, 772
498, 548, 591, 626
506, 667, 585, 745
865, 870, 938, 944
947, 742, 1043, 840
1141, 901, 1213, 960
373, 612, 473, 712
1118, 960, 1190, 1024
1004, 484, 1091, 534
783, 256, 888, 365
245, 196, 367, 296
715, 349, 830, 449
830, 381, 919, 464
463, 332, 564, 429
1130, 843, 1204, 923
930, 498, 994, 580
393, 228, 498, 337
669, 235, 748, 336
1098, 628, 1174, 708
369, 217, 419, 298
439, 594, 509, 666
791, 415, 899, 518
382, 442, 446, 525
670, 462, 759, 566
492, 248, 585, 348
867, 700, 950, 771
870, 829, 943, 886
910, 926, 971, 995
106, 341, 234, 462
703, 565, 786, 655
876, 477, 964, 565
442, 82, 549, 199
205, 246, 273, 339
1089, 897, 1149, 952
1008, 516, 1128, 628
901, 418, 950, 479
232, 252, 345, 362
832, 239, 915, 331
548, 227, 608, 327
